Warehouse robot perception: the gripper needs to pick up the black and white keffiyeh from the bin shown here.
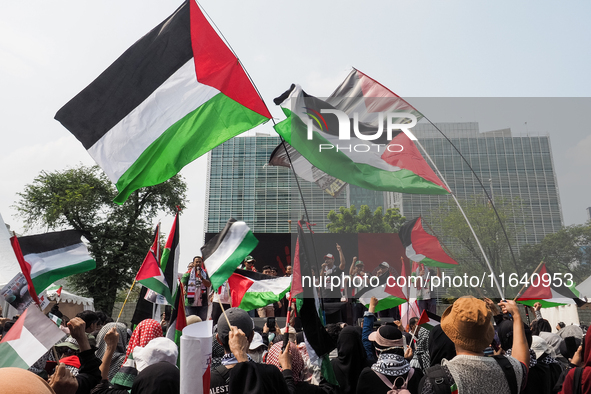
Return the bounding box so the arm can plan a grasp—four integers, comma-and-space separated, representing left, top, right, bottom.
371, 353, 411, 377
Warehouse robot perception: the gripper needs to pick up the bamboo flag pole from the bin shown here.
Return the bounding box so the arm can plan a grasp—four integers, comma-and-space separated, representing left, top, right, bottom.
513, 260, 545, 301
217, 297, 232, 329
116, 279, 136, 323
415, 140, 506, 300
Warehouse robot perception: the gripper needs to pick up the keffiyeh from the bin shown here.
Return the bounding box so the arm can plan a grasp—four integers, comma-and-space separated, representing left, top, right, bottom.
266, 341, 305, 382
95, 322, 129, 380
124, 319, 163, 363
371, 353, 411, 377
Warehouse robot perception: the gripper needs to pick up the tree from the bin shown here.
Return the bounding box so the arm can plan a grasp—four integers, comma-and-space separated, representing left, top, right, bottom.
428, 197, 522, 298
14, 165, 187, 315
326, 205, 406, 233
519, 223, 591, 284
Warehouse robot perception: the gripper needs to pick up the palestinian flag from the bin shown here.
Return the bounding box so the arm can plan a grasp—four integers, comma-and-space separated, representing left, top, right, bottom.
357, 273, 407, 312
228, 269, 291, 310
160, 214, 180, 299
136, 246, 172, 304
201, 219, 258, 290
417, 310, 441, 331
166, 281, 187, 361
0, 305, 65, 368
517, 263, 586, 308
55, 0, 271, 204
399, 217, 458, 268
11, 230, 96, 300
272, 69, 450, 195
131, 285, 155, 327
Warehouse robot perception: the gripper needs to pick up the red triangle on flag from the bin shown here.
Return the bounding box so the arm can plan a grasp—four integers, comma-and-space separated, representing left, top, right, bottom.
0, 308, 28, 343
136, 251, 163, 281
518, 264, 553, 300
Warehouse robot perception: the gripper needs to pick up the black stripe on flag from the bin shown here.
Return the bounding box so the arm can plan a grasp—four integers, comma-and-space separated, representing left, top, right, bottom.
201, 218, 238, 260
55, 1, 193, 149
18, 230, 86, 255
233, 268, 275, 282
398, 217, 419, 249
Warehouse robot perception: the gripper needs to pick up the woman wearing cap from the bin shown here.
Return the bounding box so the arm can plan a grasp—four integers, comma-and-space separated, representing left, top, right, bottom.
356, 321, 421, 393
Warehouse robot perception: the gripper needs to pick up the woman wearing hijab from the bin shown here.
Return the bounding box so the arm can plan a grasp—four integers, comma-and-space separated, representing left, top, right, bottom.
109, 319, 163, 389
427, 325, 456, 366
357, 324, 422, 394
266, 341, 337, 394
559, 327, 591, 393
331, 326, 370, 394
131, 361, 179, 394
95, 322, 129, 381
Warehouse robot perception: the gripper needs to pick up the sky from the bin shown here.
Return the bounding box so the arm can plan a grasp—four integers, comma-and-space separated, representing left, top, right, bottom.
1, 1, 590, 272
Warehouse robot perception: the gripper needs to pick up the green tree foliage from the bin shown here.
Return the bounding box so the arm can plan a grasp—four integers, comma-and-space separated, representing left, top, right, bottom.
429, 197, 522, 297
519, 223, 591, 284
14, 165, 187, 315
327, 205, 406, 233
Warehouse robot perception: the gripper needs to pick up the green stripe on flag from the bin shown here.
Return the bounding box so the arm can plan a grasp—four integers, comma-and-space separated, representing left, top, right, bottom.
0, 342, 29, 369
32, 259, 96, 293
115, 93, 268, 203
238, 288, 291, 311
274, 109, 449, 195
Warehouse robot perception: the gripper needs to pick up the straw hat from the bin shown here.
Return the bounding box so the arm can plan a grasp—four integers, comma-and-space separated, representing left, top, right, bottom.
441, 296, 494, 353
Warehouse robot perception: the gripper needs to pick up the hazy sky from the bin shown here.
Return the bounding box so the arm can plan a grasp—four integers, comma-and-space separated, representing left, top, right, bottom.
1, 1, 590, 271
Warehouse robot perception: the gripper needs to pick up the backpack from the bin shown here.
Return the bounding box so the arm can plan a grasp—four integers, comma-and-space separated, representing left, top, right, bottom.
419, 355, 518, 394
375, 368, 414, 394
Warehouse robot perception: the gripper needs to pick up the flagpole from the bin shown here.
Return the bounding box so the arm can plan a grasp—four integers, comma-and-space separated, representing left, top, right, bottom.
116, 279, 136, 323
513, 260, 545, 301
415, 140, 506, 300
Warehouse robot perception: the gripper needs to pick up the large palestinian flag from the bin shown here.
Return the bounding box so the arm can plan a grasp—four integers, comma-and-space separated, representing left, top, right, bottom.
11, 230, 96, 299
55, 0, 271, 204
271, 69, 450, 195
399, 217, 458, 268
201, 219, 258, 290
517, 263, 586, 308
227, 269, 291, 311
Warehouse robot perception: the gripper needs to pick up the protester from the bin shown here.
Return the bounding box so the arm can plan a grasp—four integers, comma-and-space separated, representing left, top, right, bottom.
357, 323, 421, 394
61, 317, 102, 394
130, 362, 179, 394
320, 245, 346, 303
558, 327, 591, 394
427, 325, 456, 367
182, 256, 211, 320
331, 326, 370, 394
419, 298, 529, 394
258, 265, 279, 317
408, 317, 430, 371
210, 307, 294, 394
95, 323, 129, 381
248, 332, 267, 363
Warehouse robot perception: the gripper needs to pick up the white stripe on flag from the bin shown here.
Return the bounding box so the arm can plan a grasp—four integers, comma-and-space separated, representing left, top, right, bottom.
405, 244, 425, 262
88, 58, 220, 183
247, 276, 291, 293
26, 243, 92, 278
8, 326, 49, 366
205, 222, 250, 274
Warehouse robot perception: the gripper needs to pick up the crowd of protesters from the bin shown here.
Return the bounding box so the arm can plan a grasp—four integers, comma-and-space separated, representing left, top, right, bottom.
1, 253, 590, 394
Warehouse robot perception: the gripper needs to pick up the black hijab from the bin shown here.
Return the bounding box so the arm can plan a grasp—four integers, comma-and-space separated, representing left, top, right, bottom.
131, 361, 180, 394
428, 325, 456, 366
331, 326, 369, 394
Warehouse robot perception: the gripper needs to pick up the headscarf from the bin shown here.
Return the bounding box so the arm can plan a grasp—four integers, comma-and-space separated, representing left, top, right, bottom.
95, 322, 129, 380
266, 341, 305, 382
131, 361, 180, 394
428, 324, 456, 366
558, 326, 591, 394
331, 326, 368, 394
133, 337, 178, 372
124, 319, 163, 363
0, 367, 55, 394
410, 326, 430, 370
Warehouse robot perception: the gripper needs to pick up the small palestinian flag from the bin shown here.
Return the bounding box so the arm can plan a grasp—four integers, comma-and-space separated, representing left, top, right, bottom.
357, 273, 407, 313
201, 219, 258, 291
11, 230, 96, 300
417, 309, 441, 331
399, 217, 458, 268
136, 246, 172, 305
517, 263, 586, 308
227, 269, 291, 311
272, 69, 450, 195
0, 305, 65, 368
55, 0, 271, 204
160, 214, 180, 299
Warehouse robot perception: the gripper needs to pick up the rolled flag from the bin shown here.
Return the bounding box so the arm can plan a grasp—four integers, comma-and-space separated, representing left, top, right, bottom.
227, 269, 291, 311
0, 305, 65, 368
55, 0, 271, 204
201, 219, 258, 291
399, 217, 458, 268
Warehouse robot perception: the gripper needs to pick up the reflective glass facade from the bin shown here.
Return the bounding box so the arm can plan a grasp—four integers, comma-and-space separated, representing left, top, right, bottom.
206, 136, 347, 233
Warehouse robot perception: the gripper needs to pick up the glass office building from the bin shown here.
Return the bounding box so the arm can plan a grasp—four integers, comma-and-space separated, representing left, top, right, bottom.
401, 123, 563, 249
205, 135, 347, 233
